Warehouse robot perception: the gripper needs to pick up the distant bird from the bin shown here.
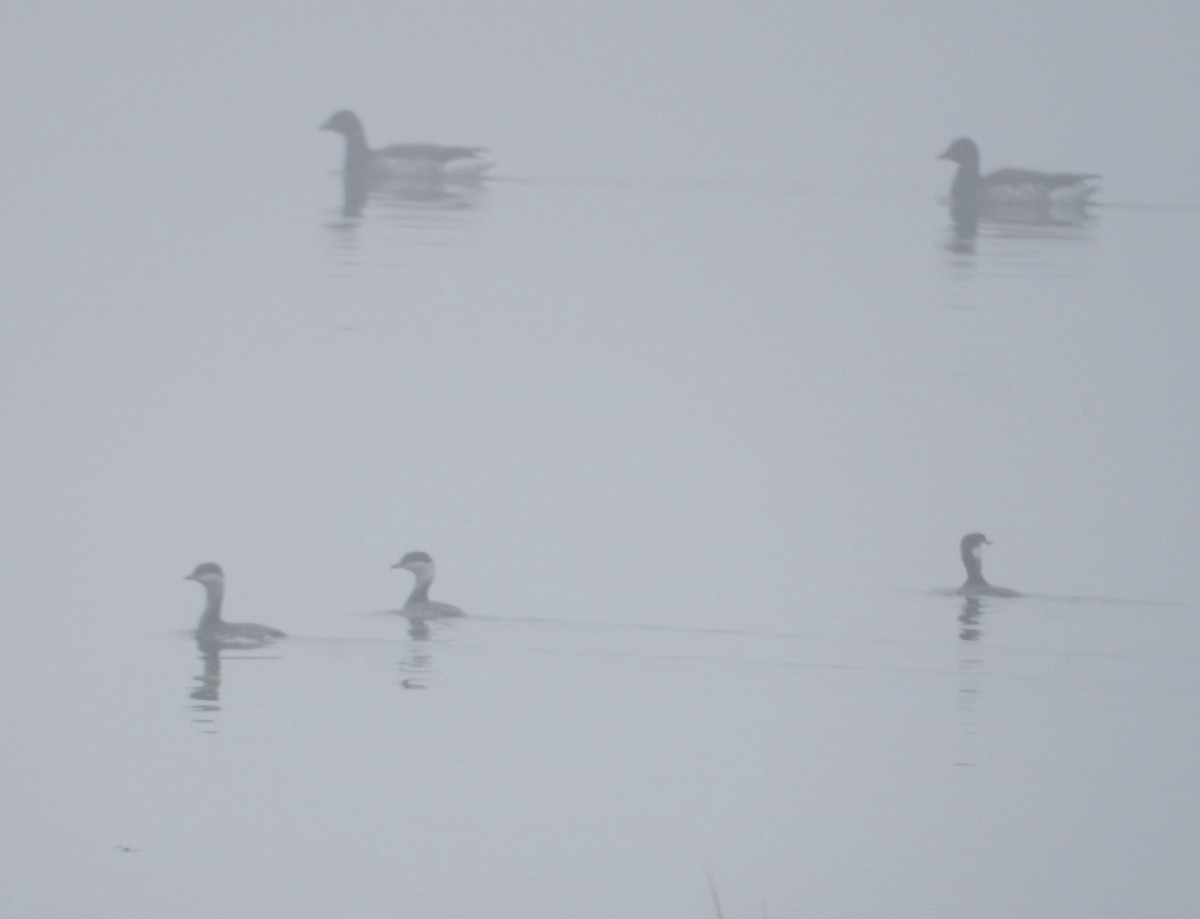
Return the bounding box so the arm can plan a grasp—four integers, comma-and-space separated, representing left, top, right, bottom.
957, 533, 1019, 598
320, 109, 489, 214
184, 562, 286, 647
391, 551, 466, 622
938, 137, 1099, 228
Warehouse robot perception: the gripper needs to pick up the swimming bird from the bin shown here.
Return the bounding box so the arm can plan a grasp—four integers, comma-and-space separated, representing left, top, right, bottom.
184, 562, 286, 647
938, 137, 1099, 228
320, 109, 489, 214
391, 551, 466, 621
957, 533, 1019, 598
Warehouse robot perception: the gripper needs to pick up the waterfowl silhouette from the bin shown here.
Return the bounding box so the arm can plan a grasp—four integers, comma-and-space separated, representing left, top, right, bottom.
320, 110, 489, 214
957, 533, 1019, 598
391, 551, 466, 622
184, 562, 286, 647
938, 137, 1099, 229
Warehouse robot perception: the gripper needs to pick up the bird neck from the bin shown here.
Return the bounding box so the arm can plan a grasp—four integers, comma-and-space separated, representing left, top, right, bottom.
406, 568, 434, 604
340, 132, 371, 216
341, 124, 371, 163
961, 548, 989, 587
198, 580, 225, 626
951, 158, 980, 197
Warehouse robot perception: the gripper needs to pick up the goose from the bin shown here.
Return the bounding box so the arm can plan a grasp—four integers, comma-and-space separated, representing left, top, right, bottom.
938, 137, 1099, 226
320, 109, 489, 213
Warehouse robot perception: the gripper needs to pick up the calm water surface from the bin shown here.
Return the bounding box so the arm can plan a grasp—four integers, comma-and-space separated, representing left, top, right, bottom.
3, 155, 1200, 917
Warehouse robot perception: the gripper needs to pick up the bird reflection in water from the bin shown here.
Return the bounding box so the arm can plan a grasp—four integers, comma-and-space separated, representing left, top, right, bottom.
955, 609, 983, 768
188, 635, 283, 727
396, 612, 433, 689
190, 639, 222, 714
958, 595, 983, 642
188, 638, 284, 724
397, 641, 433, 690
320, 175, 490, 263
944, 208, 1100, 257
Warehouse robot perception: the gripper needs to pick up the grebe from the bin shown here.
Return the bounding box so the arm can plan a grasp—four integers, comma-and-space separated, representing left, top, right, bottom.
319, 110, 489, 214
957, 533, 1019, 598
184, 562, 286, 646
938, 137, 1099, 227
391, 551, 466, 621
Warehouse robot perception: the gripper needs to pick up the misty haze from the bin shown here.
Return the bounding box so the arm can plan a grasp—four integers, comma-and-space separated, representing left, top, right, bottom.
2, 3, 1199, 917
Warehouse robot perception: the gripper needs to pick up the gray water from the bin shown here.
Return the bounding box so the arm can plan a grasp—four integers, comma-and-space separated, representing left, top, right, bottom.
4, 5, 1200, 918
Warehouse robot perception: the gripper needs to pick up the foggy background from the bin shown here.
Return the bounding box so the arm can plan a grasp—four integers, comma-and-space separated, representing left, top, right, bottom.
2, 3, 1199, 917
